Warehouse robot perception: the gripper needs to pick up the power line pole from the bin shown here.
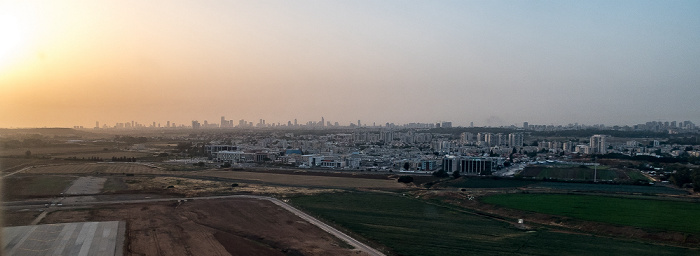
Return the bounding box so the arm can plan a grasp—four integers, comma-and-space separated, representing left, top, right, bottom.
594, 156, 597, 182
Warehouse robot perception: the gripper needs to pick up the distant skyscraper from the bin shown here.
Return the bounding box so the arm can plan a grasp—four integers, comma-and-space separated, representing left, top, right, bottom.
590, 135, 607, 154
294, 119, 297, 126
95, 121, 99, 129
508, 133, 524, 147
167, 121, 170, 127
358, 120, 361, 127
523, 122, 529, 130
321, 117, 325, 127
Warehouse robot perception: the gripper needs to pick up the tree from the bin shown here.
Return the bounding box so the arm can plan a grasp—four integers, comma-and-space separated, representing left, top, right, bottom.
433, 170, 449, 178
221, 162, 231, 168
403, 162, 410, 170
692, 172, 700, 192
452, 171, 461, 179
397, 176, 414, 183
25, 150, 31, 157
670, 167, 693, 187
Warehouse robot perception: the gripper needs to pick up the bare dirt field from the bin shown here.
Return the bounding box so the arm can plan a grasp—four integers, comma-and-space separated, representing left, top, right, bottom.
3, 210, 42, 227
106, 176, 341, 197
40, 198, 368, 256
1, 146, 111, 157
24, 163, 158, 175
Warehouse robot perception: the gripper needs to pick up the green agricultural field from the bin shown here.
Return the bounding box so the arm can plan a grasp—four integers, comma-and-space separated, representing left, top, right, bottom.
443, 177, 538, 188
292, 193, 696, 256
482, 194, 700, 234
626, 170, 650, 181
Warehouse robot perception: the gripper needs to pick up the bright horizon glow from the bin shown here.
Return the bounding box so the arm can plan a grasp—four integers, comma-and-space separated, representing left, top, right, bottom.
0, 13, 25, 71
0, 1, 699, 128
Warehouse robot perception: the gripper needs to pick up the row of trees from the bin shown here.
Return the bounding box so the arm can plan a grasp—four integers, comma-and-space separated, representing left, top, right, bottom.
111, 156, 138, 162
65, 156, 103, 161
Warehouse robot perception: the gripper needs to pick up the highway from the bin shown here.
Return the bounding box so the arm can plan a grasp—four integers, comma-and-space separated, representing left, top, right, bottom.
5, 194, 386, 256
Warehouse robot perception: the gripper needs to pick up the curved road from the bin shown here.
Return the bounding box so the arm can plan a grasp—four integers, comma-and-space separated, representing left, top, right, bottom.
5, 194, 386, 256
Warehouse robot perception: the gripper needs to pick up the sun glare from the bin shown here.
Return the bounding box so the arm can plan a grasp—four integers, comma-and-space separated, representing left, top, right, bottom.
0, 13, 25, 69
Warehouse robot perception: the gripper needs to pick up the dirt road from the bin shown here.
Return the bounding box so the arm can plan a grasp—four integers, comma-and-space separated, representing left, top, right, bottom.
266, 197, 386, 256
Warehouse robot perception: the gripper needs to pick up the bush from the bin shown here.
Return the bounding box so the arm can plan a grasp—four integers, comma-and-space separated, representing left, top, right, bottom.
433, 170, 449, 178
397, 176, 414, 183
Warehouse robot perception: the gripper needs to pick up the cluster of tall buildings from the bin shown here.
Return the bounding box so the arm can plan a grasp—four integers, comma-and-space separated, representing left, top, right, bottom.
634, 120, 696, 132
460, 132, 524, 148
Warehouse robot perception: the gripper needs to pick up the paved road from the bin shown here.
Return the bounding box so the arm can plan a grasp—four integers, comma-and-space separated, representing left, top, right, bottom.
2, 166, 33, 177
6, 195, 386, 256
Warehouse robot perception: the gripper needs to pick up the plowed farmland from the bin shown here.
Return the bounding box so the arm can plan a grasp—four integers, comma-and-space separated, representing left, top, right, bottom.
40, 198, 366, 256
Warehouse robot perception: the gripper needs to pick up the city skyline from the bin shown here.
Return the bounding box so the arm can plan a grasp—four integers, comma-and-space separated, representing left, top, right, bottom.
65, 116, 696, 131
1, 1, 699, 128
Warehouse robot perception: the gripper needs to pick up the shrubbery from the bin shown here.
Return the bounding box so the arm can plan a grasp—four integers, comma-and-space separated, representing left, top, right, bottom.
397, 176, 414, 183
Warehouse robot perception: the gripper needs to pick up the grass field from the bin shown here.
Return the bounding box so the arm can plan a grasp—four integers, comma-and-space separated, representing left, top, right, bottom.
292, 193, 697, 256
200, 170, 406, 189
2, 175, 75, 200
522, 166, 620, 181
529, 182, 688, 195
482, 194, 700, 234
626, 170, 650, 181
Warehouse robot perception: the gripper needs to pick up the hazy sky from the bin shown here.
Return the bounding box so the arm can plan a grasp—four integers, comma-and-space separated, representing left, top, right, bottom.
1, 0, 699, 128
